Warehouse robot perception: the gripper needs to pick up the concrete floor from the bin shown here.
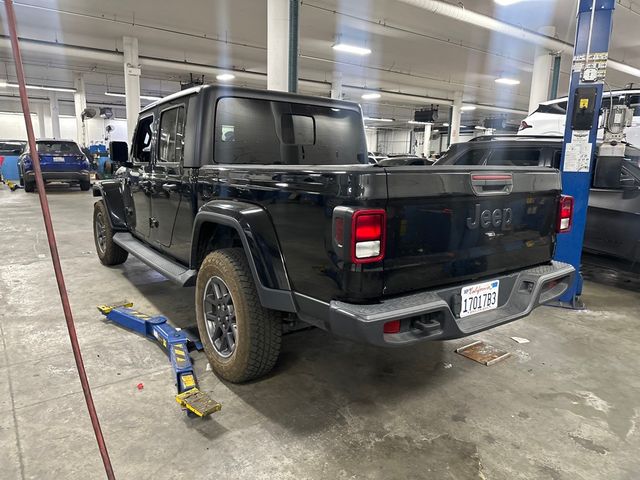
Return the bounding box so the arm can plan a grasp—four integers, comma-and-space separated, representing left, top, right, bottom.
1, 184, 639, 480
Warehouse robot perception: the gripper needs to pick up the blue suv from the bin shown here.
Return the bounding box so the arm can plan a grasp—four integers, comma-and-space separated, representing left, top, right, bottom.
20, 139, 91, 192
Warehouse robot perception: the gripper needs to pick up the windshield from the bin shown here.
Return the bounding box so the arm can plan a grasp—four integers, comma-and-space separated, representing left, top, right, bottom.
36, 141, 82, 156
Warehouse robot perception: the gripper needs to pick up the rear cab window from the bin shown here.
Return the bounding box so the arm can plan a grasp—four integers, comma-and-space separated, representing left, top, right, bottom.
436, 147, 486, 165
213, 97, 367, 165
486, 148, 542, 166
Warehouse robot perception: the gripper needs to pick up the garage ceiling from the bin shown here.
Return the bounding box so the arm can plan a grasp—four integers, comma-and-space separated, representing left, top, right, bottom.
1, 0, 640, 125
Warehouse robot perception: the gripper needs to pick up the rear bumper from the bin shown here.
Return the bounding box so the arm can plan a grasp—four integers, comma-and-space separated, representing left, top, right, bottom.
312, 261, 574, 347
24, 170, 89, 182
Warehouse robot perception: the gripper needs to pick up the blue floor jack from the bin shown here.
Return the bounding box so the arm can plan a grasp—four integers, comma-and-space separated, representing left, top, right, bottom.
97, 301, 222, 418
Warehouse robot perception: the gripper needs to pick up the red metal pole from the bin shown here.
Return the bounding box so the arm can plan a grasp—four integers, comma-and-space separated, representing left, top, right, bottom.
2, 2, 116, 478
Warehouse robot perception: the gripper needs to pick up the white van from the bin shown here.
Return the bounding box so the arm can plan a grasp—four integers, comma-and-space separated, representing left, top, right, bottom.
518, 89, 640, 145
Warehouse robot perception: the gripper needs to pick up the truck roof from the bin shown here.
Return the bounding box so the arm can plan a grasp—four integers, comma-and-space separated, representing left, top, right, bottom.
140, 84, 362, 113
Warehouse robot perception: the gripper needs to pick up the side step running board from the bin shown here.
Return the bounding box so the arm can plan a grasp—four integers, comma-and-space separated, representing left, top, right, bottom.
113, 232, 197, 286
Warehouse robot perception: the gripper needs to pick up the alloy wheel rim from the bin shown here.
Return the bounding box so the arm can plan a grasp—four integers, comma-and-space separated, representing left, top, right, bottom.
203, 276, 237, 358
95, 212, 106, 254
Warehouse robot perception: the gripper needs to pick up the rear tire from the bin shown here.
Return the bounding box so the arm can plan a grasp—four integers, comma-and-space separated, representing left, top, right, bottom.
195, 248, 282, 383
93, 201, 128, 266
80, 178, 91, 191
24, 180, 35, 192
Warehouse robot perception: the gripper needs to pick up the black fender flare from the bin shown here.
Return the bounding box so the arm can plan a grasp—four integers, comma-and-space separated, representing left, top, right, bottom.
92, 180, 128, 230
191, 200, 296, 313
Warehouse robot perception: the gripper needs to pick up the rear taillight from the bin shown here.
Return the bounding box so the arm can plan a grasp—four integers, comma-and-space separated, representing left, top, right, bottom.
556, 195, 574, 233
519, 120, 532, 131
351, 209, 386, 263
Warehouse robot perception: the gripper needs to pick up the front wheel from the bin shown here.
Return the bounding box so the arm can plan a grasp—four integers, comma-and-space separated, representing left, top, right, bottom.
93, 201, 128, 265
195, 248, 282, 383
80, 178, 91, 191
24, 180, 35, 192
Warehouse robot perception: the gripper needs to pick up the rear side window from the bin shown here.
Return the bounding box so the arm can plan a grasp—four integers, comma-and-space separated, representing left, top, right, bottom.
535, 101, 567, 115
213, 97, 367, 165
486, 148, 541, 167
158, 105, 186, 163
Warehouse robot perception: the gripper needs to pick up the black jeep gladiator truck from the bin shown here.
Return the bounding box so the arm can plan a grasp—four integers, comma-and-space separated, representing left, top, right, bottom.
93, 85, 575, 382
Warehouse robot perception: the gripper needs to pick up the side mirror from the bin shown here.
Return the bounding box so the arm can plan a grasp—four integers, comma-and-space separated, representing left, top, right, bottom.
109, 141, 130, 166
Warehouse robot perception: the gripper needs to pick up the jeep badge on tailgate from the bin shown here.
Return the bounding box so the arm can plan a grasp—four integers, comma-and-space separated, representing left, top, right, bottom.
466, 204, 513, 230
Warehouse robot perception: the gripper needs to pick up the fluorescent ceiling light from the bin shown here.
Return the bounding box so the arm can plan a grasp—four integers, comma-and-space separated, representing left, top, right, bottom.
361, 92, 381, 100
105, 91, 162, 101
408, 120, 431, 125
494, 0, 523, 5
443, 123, 450, 127
495, 77, 521, 86
363, 116, 393, 122
216, 73, 235, 81
332, 43, 371, 56
1, 80, 76, 93
475, 126, 485, 130
460, 105, 477, 111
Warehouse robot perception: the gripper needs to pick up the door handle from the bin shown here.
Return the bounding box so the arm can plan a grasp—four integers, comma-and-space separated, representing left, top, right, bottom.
162, 183, 178, 193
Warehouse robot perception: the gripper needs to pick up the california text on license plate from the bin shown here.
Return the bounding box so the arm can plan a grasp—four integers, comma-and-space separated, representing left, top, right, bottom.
459, 280, 499, 318
53, 156, 65, 162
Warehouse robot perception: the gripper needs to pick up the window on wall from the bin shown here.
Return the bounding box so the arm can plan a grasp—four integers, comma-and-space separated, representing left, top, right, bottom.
213, 97, 367, 165
158, 105, 186, 163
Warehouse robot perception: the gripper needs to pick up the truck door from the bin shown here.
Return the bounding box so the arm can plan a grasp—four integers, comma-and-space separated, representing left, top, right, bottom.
127, 113, 155, 240
149, 101, 189, 259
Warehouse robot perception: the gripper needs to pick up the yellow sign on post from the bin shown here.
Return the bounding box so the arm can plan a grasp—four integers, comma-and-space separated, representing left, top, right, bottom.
579, 98, 590, 109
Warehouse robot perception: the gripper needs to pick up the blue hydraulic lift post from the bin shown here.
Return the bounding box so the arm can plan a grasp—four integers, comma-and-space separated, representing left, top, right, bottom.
554, 0, 615, 307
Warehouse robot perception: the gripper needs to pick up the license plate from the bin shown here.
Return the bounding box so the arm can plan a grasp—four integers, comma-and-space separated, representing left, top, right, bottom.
53, 156, 65, 162
460, 280, 499, 318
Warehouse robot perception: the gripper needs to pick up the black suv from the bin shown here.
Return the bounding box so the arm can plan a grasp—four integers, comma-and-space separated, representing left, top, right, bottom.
435, 135, 640, 264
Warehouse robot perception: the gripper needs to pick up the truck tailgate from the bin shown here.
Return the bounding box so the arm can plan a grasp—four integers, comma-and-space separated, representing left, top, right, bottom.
382, 166, 561, 296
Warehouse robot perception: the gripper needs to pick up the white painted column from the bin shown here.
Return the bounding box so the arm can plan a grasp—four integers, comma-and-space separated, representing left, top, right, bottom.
450, 92, 463, 145
49, 93, 61, 139
35, 102, 46, 138
330, 71, 343, 99
528, 26, 555, 113
123, 36, 141, 143
422, 123, 432, 157
73, 73, 87, 145
267, 0, 290, 92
